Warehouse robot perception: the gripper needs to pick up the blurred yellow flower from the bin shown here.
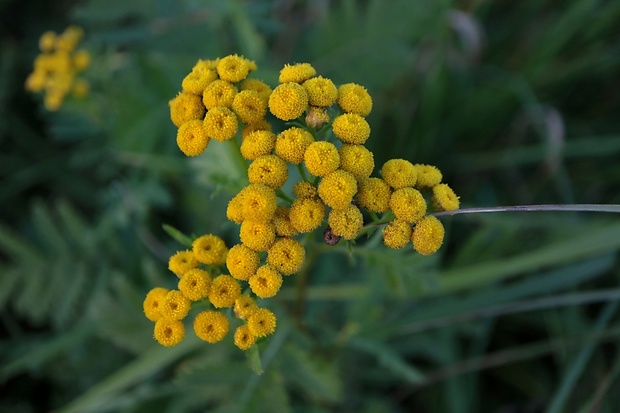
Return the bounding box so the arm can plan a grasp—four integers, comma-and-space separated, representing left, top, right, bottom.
234, 325, 257, 350
234, 295, 258, 319
241, 78, 272, 103
279, 62, 316, 83
293, 181, 318, 199
143, 287, 169, 322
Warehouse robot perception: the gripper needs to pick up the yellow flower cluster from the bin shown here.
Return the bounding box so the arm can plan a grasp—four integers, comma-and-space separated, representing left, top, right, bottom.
25, 26, 91, 111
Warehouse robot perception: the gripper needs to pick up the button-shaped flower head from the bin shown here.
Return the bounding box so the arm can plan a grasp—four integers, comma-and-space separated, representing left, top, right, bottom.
381, 159, 417, 189
192, 234, 228, 266
267, 237, 306, 275
268, 82, 308, 121
249, 265, 283, 298
154, 318, 185, 347
208, 275, 241, 308
356, 177, 391, 213
328, 205, 363, 240
337, 83, 373, 116
194, 310, 229, 343
382, 219, 412, 249
412, 215, 445, 256
226, 244, 260, 281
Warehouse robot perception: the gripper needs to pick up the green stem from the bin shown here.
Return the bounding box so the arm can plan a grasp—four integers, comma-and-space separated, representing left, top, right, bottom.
432, 204, 620, 217
275, 189, 294, 204
297, 163, 309, 182
228, 137, 248, 177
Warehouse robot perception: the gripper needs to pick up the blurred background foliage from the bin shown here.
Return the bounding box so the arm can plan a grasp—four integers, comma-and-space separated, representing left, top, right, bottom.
1, 0, 620, 412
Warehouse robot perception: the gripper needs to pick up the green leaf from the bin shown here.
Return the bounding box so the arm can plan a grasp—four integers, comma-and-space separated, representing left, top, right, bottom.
162, 223, 194, 248
246, 345, 264, 375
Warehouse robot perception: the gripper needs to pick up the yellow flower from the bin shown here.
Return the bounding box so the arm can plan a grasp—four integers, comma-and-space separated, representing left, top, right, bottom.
160, 290, 191, 320
154, 318, 185, 347
305, 106, 331, 129
216, 54, 253, 83
25, 70, 47, 92
56, 27, 82, 52
268, 82, 308, 121
328, 205, 363, 240
241, 78, 272, 104
248, 308, 277, 337
337, 83, 373, 116
293, 181, 318, 199
304, 141, 340, 177
432, 183, 460, 211
202, 79, 238, 109
39, 31, 56, 52
232, 90, 267, 124
356, 177, 391, 213
415, 164, 443, 188
242, 118, 272, 140
193, 58, 220, 71
194, 310, 229, 343
234, 295, 258, 319
247, 155, 289, 189
338, 144, 374, 181
226, 243, 260, 281
318, 169, 358, 210
412, 215, 445, 256
182, 69, 217, 95
389, 187, 427, 223
382, 219, 412, 249
234, 325, 257, 350
72, 79, 89, 98
381, 159, 417, 189
275, 127, 314, 164
227, 192, 245, 224
249, 265, 283, 298
176, 120, 210, 157
302, 76, 337, 107
267, 237, 305, 275
240, 220, 276, 251
192, 234, 228, 265
73, 49, 90, 71
331, 113, 371, 145
44, 92, 63, 111
178, 268, 211, 301
168, 250, 200, 278
203, 106, 238, 142
289, 197, 326, 233
143, 287, 169, 322
273, 206, 298, 237
279, 63, 316, 83
240, 183, 277, 222
169, 92, 206, 128
208, 275, 241, 308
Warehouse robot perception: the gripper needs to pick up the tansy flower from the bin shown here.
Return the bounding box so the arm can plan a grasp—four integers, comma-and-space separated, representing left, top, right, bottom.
273, 206, 298, 237
176, 120, 210, 157
247, 155, 289, 189
234, 295, 258, 319
432, 183, 460, 211
381, 159, 417, 189
289, 197, 326, 233
249, 265, 283, 298
160, 290, 191, 320
331, 113, 371, 145
338, 144, 374, 181
169, 92, 206, 128
232, 90, 267, 124
382, 219, 412, 249
202, 80, 238, 109
73, 50, 90, 71
193, 58, 220, 71
192, 234, 228, 266
293, 181, 318, 199
275, 127, 314, 164
337, 83, 373, 116
182, 69, 217, 95
240, 183, 277, 222
415, 164, 443, 188
216, 54, 253, 83
268, 82, 308, 121
143, 287, 169, 322
247, 308, 277, 337
39, 31, 56, 52
278, 63, 316, 83
356, 177, 391, 213
194, 310, 229, 343
226, 244, 260, 281
240, 220, 276, 251
304, 141, 340, 177
203, 106, 238, 142
56, 25, 83, 51
241, 78, 272, 103
389, 187, 427, 223
412, 215, 445, 256
44, 92, 63, 111
267, 237, 305, 275
25, 71, 46, 92
208, 275, 241, 308
178, 268, 211, 301
328, 205, 363, 240
154, 318, 185, 347
227, 192, 245, 224
234, 325, 257, 350
318, 169, 358, 210
302, 76, 337, 107
305, 106, 331, 129
168, 250, 200, 278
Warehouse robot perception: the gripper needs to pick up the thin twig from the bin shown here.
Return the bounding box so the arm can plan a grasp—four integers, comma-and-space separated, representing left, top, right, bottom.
432, 204, 620, 217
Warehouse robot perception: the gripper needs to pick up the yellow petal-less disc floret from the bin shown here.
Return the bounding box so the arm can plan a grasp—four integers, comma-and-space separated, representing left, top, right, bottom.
248, 155, 289, 189
268, 82, 308, 121
275, 127, 314, 164
234, 295, 258, 319
182, 69, 217, 95
293, 181, 318, 199
178, 268, 212, 301
203, 106, 238, 142
194, 310, 229, 343
169, 92, 206, 128
279, 63, 316, 84
39, 31, 56, 52
328, 205, 363, 240
249, 265, 283, 298
302, 76, 338, 107
227, 193, 245, 224
382, 219, 412, 249
304, 141, 340, 177
143, 287, 169, 322
289, 198, 326, 233
192, 234, 228, 266
412, 215, 445, 256
331, 113, 371, 145
208, 275, 241, 308
415, 164, 443, 188
356, 177, 391, 213
267, 237, 306, 275
248, 308, 277, 337
381, 159, 417, 189
338, 144, 375, 181
389, 187, 427, 223
160, 290, 191, 320
318, 169, 358, 210
168, 250, 200, 278
240, 183, 277, 222
176, 119, 210, 157
273, 206, 298, 237
234, 325, 257, 350
232, 90, 267, 124
154, 318, 185, 347
202, 79, 238, 109
337, 83, 373, 116
432, 183, 460, 212
216, 54, 253, 83
241, 78, 272, 104
240, 220, 276, 251
226, 244, 260, 281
